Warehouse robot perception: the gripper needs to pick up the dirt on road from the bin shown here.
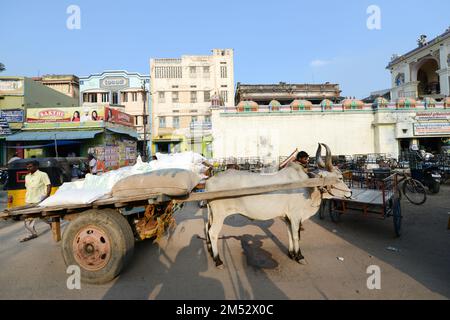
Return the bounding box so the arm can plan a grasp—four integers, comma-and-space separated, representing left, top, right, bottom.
0, 186, 449, 300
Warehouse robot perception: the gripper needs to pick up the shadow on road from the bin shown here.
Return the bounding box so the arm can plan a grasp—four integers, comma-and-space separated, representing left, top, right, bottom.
102, 235, 225, 300
313, 185, 450, 298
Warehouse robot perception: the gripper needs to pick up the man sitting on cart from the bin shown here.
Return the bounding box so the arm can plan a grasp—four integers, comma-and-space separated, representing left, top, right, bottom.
295, 151, 310, 174
20, 160, 52, 242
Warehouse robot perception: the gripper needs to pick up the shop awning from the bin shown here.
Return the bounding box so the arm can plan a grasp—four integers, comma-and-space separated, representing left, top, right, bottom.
5, 130, 103, 141
106, 127, 139, 139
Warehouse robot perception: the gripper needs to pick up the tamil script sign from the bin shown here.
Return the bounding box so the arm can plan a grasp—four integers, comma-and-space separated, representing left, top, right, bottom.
415, 112, 450, 121
413, 122, 450, 136
100, 77, 129, 90
0, 109, 24, 123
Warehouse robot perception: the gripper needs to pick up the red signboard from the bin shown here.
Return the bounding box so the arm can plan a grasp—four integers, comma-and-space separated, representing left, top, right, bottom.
105, 107, 134, 127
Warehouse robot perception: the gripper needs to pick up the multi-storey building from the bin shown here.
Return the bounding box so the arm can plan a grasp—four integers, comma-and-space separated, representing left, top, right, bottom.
387, 27, 450, 100
79, 70, 150, 155
150, 49, 234, 156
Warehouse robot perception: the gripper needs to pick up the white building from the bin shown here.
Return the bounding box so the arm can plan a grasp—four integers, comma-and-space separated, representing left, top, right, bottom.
388, 28, 450, 100
211, 101, 450, 162
150, 49, 234, 156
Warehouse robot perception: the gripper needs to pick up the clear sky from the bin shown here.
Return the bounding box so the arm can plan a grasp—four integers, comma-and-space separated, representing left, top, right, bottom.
1, 0, 449, 98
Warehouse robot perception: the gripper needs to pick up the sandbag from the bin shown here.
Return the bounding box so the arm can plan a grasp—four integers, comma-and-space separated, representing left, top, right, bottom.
112, 168, 201, 198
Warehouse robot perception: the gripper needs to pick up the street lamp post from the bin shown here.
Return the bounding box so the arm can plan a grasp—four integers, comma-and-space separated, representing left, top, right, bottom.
141, 81, 148, 161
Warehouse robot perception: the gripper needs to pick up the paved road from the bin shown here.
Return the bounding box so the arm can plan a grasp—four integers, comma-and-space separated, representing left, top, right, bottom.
0, 186, 449, 300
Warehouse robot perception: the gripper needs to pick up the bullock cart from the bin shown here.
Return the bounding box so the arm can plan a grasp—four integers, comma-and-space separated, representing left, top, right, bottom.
0, 176, 338, 284
320, 170, 402, 237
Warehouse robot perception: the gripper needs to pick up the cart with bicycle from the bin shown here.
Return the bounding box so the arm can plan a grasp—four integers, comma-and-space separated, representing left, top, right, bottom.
320, 168, 426, 237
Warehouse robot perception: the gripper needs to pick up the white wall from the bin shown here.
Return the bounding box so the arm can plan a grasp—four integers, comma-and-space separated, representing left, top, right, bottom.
212, 110, 378, 159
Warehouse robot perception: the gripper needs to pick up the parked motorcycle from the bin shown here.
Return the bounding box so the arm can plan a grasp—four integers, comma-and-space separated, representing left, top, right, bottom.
411, 162, 441, 194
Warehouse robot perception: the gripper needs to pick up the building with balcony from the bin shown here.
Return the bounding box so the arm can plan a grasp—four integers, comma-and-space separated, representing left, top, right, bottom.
150, 49, 234, 156
79, 70, 150, 155
387, 27, 450, 101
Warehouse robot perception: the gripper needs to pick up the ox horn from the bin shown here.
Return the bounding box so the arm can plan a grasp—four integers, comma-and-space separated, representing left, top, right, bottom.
321, 143, 333, 171
315, 143, 325, 168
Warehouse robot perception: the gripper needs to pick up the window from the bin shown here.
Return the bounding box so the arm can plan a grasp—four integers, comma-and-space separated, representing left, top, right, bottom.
220, 90, 228, 103
203, 66, 210, 78
173, 116, 180, 128
132, 92, 138, 102
158, 91, 165, 103
190, 85, 197, 88
191, 109, 198, 113
135, 116, 139, 126
155, 66, 182, 78
220, 66, 227, 78
204, 115, 211, 123
159, 116, 166, 128
172, 109, 179, 113
112, 92, 118, 104
190, 91, 197, 103
86, 93, 97, 103
221, 85, 227, 88
203, 91, 210, 102
191, 116, 198, 123
121, 92, 127, 103
172, 85, 179, 88
172, 91, 179, 103
101, 93, 109, 103
189, 66, 197, 78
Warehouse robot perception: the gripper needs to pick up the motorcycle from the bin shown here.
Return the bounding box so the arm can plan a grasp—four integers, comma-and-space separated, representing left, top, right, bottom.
411, 162, 441, 194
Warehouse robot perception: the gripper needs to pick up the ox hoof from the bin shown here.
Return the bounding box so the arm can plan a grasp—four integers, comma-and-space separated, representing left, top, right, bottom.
297, 258, 308, 265
288, 252, 296, 260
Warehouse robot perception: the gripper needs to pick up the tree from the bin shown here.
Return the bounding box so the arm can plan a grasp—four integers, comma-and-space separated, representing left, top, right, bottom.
0, 63, 5, 72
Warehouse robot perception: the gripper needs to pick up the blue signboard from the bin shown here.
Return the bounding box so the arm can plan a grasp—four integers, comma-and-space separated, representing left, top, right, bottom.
1, 109, 24, 123
0, 115, 12, 135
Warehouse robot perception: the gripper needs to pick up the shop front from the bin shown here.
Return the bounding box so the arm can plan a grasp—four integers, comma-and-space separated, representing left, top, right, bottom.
5, 105, 138, 171
396, 111, 450, 154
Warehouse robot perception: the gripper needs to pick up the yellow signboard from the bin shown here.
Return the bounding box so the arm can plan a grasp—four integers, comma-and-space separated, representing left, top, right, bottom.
26, 106, 105, 123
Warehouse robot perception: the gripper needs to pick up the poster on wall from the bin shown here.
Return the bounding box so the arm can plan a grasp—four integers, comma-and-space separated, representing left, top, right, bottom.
105, 107, 135, 127
27, 107, 105, 123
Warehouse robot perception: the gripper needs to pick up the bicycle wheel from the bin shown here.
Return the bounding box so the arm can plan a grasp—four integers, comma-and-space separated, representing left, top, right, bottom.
402, 178, 427, 205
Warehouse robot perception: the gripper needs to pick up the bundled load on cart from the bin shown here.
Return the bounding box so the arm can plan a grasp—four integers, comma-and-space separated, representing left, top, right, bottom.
0, 147, 342, 284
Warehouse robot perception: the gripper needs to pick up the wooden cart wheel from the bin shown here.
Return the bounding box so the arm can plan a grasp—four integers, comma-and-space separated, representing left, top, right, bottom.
61, 208, 135, 284
393, 197, 402, 237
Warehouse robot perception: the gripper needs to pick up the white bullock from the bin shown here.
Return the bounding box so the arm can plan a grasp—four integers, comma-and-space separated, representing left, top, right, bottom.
205, 143, 352, 267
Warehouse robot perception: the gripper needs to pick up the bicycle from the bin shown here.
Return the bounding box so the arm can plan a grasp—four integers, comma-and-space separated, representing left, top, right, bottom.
394, 169, 427, 205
